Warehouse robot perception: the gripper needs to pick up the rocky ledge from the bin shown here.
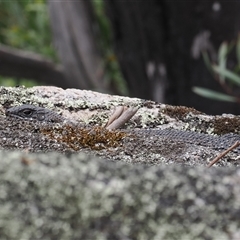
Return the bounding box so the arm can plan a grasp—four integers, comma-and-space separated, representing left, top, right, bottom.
0, 86, 240, 239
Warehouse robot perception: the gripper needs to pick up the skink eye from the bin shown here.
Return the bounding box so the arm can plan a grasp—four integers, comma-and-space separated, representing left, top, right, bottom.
22, 109, 33, 116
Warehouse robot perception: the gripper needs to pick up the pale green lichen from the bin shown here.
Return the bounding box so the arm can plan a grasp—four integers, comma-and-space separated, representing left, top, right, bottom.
0, 151, 239, 239
2, 86, 240, 135
0, 86, 240, 239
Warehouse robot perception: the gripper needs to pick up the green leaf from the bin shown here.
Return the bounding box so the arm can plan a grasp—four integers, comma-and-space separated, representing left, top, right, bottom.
237, 34, 240, 66
202, 51, 213, 73
217, 42, 228, 82
213, 66, 240, 86
218, 42, 228, 64
192, 87, 237, 102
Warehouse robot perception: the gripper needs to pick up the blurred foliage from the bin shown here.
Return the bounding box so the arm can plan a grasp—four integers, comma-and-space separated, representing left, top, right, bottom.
0, 0, 56, 59
0, 77, 38, 88
0, 0, 57, 87
192, 87, 237, 102
193, 35, 240, 103
91, 0, 128, 95
0, 0, 128, 95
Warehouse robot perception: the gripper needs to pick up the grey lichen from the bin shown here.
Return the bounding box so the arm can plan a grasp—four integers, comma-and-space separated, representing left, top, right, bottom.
0, 151, 239, 239
2, 86, 240, 135
1, 86, 240, 239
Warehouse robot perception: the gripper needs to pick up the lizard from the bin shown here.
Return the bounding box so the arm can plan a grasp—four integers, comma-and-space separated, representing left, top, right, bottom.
5, 104, 65, 123
5, 104, 240, 153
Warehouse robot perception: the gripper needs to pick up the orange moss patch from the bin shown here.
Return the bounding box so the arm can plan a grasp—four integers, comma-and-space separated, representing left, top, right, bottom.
163, 106, 202, 120
214, 117, 240, 135
41, 125, 127, 151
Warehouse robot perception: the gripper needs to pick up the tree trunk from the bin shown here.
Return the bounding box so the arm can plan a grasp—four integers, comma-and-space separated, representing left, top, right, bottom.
105, 0, 240, 114
48, 0, 106, 91
105, 1, 167, 103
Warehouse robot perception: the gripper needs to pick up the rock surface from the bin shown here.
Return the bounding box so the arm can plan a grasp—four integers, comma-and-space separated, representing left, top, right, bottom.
0, 151, 240, 239
0, 86, 240, 239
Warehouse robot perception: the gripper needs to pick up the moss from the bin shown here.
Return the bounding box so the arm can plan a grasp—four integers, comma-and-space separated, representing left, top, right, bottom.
41, 125, 127, 151
214, 117, 240, 134
162, 105, 203, 120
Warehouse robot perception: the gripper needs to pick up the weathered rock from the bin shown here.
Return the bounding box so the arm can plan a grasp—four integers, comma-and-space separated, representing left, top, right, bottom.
0, 151, 239, 239
0, 86, 240, 239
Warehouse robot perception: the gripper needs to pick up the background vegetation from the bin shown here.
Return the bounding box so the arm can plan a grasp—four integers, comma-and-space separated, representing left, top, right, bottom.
0, 0, 57, 86
1, 1, 240, 113
193, 37, 240, 103
0, 0, 127, 93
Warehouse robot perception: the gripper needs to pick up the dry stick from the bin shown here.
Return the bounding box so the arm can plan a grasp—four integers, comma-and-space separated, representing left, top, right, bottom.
105, 106, 125, 128
207, 141, 240, 168
106, 107, 139, 130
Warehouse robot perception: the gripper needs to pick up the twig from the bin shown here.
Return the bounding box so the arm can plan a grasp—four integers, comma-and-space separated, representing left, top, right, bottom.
207, 141, 240, 168
0, 43, 67, 87
105, 106, 125, 128
106, 107, 139, 130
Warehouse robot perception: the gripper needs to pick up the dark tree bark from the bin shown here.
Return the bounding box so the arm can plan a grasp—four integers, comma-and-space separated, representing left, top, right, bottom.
105, 0, 240, 114
48, 0, 106, 91
105, 1, 167, 103
164, 1, 240, 114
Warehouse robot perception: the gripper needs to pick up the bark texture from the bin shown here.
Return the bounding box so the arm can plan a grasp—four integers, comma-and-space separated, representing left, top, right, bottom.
105, 0, 240, 114
48, 0, 105, 90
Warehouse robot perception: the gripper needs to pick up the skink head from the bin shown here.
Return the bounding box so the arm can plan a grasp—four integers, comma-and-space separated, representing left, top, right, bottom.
6, 104, 63, 123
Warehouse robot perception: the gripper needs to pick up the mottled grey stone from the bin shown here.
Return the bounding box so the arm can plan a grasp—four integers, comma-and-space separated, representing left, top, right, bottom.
0, 150, 239, 240
1, 86, 240, 239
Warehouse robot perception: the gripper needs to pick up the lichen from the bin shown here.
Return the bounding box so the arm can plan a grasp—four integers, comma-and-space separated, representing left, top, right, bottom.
0, 151, 239, 239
